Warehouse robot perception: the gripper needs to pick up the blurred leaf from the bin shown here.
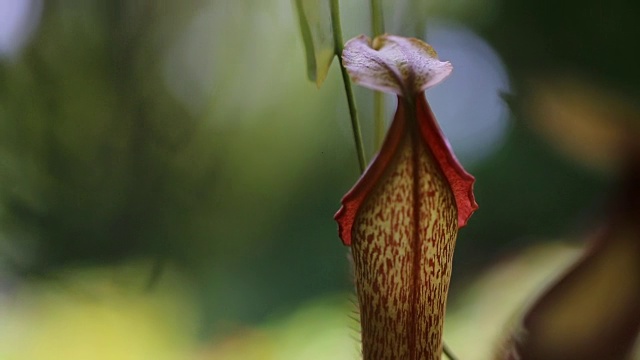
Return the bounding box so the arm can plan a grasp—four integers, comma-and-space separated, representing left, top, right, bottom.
200, 297, 357, 360
0, 262, 197, 360
391, 0, 428, 37
524, 75, 640, 172
444, 243, 581, 359
294, 0, 335, 87
499, 155, 640, 360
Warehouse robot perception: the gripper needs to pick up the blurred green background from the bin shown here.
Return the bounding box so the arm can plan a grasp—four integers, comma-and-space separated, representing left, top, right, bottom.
0, 0, 638, 358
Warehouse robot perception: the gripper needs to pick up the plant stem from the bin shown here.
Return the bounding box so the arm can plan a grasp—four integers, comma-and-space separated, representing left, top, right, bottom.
443, 342, 459, 360
370, 0, 385, 151
370, 0, 384, 36
330, 0, 367, 173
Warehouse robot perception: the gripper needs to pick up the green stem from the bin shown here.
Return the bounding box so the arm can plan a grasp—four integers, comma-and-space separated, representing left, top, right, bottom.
443, 342, 459, 360
370, 0, 384, 36
370, 0, 385, 151
330, 0, 367, 173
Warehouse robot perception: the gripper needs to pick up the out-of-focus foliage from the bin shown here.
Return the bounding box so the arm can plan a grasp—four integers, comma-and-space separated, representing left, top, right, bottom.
294, 0, 335, 87
0, 0, 358, 333
0, 262, 197, 360
498, 158, 640, 360
524, 75, 640, 171
445, 243, 581, 359
197, 297, 358, 360
0, 0, 638, 357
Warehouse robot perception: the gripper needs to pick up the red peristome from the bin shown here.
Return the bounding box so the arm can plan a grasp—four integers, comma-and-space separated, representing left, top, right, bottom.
334, 96, 409, 246
415, 95, 478, 228
334, 94, 477, 246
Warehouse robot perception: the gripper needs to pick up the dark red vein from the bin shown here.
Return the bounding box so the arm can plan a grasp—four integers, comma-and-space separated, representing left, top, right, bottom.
409, 98, 421, 360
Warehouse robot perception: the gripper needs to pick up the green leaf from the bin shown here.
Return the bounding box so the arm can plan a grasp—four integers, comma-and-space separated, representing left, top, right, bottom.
294, 0, 335, 87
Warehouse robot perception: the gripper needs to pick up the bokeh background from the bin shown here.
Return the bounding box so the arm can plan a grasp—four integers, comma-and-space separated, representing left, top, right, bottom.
0, 0, 638, 359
